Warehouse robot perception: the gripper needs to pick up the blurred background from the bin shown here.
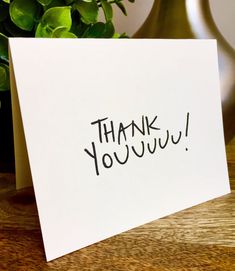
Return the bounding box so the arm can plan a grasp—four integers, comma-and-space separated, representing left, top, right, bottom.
111, 0, 235, 49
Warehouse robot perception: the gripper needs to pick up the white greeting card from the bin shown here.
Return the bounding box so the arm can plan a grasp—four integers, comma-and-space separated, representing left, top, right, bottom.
9, 38, 230, 261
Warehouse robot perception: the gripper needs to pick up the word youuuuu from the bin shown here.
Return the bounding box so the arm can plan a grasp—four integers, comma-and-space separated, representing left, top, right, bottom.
84, 114, 190, 176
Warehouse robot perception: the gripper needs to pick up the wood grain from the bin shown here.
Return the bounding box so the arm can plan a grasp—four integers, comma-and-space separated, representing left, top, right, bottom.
0, 138, 234, 270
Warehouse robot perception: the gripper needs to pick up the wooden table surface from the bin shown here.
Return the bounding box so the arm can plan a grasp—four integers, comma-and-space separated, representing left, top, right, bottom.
0, 139, 234, 271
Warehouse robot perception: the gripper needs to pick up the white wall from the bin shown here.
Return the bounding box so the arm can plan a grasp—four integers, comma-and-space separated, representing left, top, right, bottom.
111, 0, 235, 50
112, 0, 153, 37
210, 0, 235, 49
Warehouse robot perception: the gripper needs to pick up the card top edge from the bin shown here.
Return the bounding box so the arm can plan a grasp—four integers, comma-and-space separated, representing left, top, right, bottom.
8, 38, 217, 43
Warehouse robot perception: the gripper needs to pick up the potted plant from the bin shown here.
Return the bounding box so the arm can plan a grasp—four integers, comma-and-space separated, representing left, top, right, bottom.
0, 0, 134, 171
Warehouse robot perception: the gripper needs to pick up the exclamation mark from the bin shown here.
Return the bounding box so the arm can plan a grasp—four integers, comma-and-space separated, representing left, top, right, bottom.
185, 112, 190, 151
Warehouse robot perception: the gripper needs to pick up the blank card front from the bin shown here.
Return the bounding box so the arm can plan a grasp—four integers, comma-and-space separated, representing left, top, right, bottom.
9, 38, 230, 261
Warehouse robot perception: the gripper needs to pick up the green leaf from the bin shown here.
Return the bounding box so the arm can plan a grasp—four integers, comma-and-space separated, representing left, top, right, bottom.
41, 6, 72, 29
75, 0, 98, 25
115, 2, 127, 16
52, 26, 77, 38
43, 0, 65, 10
3, 17, 33, 36
84, 22, 105, 38
55, 31, 77, 38
112, 32, 120, 38
119, 32, 129, 38
35, 22, 51, 37
36, 6, 72, 37
84, 21, 114, 38
101, 0, 113, 22
70, 11, 88, 37
10, 0, 41, 31
0, 33, 8, 62
65, 0, 74, 4
102, 20, 114, 38
0, 63, 9, 91
2, 0, 10, 4
37, 0, 53, 6
0, 2, 9, 22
